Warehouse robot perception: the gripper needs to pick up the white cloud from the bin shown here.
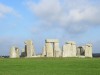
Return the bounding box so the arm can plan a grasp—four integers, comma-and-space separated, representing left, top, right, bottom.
26, 0, 100, 33
0, 3, 21, 18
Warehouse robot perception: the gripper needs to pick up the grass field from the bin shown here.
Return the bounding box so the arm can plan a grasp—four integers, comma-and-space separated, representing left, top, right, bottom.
0, 58, 100, 75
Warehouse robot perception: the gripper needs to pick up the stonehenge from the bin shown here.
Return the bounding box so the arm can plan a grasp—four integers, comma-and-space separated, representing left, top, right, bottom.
9, 39, 93, 58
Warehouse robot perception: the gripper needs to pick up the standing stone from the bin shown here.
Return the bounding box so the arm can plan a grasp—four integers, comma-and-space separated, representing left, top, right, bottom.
85, 44, 92, 58
63, 43, 71, 57
54, 42, 61, 57
42, 46, 46, 57
76, 47, 81, 56
10, 46, 19, 58
25, 40, 35, 57
63, 41, 77, 57
45, 43, 53, 57
71, 42, 77, 57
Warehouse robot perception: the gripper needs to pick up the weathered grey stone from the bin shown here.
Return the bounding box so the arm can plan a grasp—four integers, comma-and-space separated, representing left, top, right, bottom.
42, 46, 46, 57
85, 44, 92, 58
54, 42, 61, 57
63, 41, 77, 57
44, 39, 61, 57
45, 39, 59, 43
71, 43, 77, 57
63, 43, 71, 57
76, 47, 81, 56
25, 40, 35, 57
10, 46, 19, 58
45, 43, 53, 57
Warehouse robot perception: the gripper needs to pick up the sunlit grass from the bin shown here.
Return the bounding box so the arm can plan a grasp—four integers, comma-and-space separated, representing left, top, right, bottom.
0, 58, 100, 75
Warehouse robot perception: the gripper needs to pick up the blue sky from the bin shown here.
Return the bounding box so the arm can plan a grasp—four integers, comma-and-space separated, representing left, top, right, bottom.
0, 0, 100, 55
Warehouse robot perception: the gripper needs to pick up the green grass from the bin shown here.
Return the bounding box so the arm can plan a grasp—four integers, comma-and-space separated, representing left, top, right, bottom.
0, 58, 100, 75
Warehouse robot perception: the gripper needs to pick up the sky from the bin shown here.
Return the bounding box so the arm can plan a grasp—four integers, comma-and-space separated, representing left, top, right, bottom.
0, 0, 100, 55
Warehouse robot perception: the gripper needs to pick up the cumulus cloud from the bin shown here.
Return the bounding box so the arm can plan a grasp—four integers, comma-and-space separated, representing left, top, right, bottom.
0, 3, 21, 18
26, 0, 100, 34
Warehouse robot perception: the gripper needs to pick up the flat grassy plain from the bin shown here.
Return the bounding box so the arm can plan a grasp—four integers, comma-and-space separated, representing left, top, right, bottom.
0, 58, 100, 75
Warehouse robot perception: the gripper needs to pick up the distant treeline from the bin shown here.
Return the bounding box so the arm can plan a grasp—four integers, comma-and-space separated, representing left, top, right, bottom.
93, 53, 100, 57
0, 56, 9, 58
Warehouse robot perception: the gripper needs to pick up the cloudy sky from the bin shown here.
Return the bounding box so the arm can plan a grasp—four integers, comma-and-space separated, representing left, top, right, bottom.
0, 0, 100, 55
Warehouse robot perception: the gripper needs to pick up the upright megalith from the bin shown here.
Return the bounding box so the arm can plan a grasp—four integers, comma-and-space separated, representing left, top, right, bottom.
63, 41, 77, 57
85, 44, 92, 58
54, 42, 61, 57
63, 43, 71, 57
10, 46, 19, 58
24, 40, 35, 57
43, 39, 61, 57
45, 43, 53, 57
42, 46, 46, 57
